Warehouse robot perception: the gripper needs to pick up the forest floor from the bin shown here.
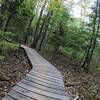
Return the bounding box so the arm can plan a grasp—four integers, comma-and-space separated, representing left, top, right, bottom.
0, 48, 100, 100
40, 49, 100, 100
0, 49, 31, 100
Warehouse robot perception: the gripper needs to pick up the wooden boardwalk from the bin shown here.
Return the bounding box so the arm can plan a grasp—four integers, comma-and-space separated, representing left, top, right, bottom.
2, 45, 69, 100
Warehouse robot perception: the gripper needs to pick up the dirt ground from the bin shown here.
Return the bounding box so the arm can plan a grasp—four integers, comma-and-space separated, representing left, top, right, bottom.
0, 49, 31, 99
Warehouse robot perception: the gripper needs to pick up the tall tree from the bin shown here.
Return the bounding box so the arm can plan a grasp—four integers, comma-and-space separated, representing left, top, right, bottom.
24, 0, 37, 44
36, 11, 53, 51
32, 0, 47, 48
81, 0, 100, 71
32, 0, 61, 50
2, 0, 24, 31
24, 16, 34, 44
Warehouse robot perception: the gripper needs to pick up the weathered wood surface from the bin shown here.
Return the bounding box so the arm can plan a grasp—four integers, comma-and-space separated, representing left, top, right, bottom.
2, 45, 70, 100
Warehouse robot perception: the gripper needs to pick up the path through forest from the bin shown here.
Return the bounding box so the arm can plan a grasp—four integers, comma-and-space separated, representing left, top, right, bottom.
2, 45, 70, 100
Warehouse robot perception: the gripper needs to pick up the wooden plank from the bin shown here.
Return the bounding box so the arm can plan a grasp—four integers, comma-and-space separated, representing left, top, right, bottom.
2, 95, 15, 100
32, 68, 58, 74
25, 76, 64, 91
17, 82, 66, 100
31, 69, 62, 79
32, 64, 57, 71
30, 70, 63, 81
12, 86, 64, 100
31, 68, 61, 75
31, 67, 62, 75
29, 72, 64, 84
8, 90, 35, 100
32, 64, 58, 69
27, 74, 64, 87
20, 79, 65, 95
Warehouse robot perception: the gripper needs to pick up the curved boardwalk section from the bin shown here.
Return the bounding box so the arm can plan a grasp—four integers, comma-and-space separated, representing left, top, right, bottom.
2, 45, 69, 100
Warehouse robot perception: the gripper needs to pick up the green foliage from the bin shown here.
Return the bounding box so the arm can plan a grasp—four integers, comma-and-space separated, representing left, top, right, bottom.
0, 55, 5, 61
0, 30, 15, 37
0, 30, 19, 57
46, 4, 89, 60
0, 41, 19, 51
0, 0, 99, 68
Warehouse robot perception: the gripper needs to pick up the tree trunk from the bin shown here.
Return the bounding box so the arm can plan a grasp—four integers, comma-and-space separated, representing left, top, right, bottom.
36, 11, 52, 51
52, 44, 59, 60
81, 0, 100, 72
24, 16, 34, 44
32, 0, 47, 48
2, 0, 24, 31
2, 0, 12, 31
43, 25, 53, 49
2, 13, 12, 31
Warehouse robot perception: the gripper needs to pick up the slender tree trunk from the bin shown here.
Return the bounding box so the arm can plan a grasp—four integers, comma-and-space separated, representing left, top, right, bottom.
2, 0, 12, 31
87, 11, 100, 67
35, 15, 48, 50
32, 0, 47, 48
81, 0, 100, 71
2, 0, 24, 31
2, 14, 12, 31
0, 0, 5, 13
39, 13, 52, 50
36, 11, 52, 51
81, 37, 94, 69
52, 44, 59, 60
43, 25, 53, 49
24, 16, 34, 44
